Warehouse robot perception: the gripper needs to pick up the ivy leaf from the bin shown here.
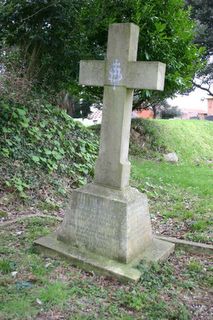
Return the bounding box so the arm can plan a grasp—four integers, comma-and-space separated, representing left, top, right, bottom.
21, 120, 29, 128
44, 148, 52, 155
16, 108, 26, 117
31, 156, 40, 163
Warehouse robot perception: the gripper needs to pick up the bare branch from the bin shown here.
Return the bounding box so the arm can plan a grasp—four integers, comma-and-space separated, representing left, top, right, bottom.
192, 80, 213, 96
21, 2, 59, 23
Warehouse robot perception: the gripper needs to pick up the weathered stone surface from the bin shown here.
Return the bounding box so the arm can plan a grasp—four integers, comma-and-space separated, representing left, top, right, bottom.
34, 234, 174, 283
164, 152, 178, 163
156, 235, 213, 255
94, 86, 133, 189
35, 23, 174, 279
57, 183, 152, 263
80, 23, 166, 190
35, 233, 142, 283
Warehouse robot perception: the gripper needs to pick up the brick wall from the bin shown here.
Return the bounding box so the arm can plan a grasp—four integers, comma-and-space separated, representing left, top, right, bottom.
136, 109, 154, 119
207, 98, 213, 115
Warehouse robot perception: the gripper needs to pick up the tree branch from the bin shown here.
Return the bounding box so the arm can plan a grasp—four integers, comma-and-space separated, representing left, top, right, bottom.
21, 2, 59, 23
192, 80, 213, 96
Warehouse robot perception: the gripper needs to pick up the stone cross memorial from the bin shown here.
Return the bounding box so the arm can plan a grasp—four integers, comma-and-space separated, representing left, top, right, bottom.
35, 23, 174, 282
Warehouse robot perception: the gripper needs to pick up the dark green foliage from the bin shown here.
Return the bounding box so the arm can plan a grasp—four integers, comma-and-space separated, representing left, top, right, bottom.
0, 0, 84, 92
161, 106, 182, 119
0, 0, 204, 106
186, 0, 213, 94
186, 0, 213, 55
130, 119, 167, 158
0, 98, 98, 200
79, 0, 204, 105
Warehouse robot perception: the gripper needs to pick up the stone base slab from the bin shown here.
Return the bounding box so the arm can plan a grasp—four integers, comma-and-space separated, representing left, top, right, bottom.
34, 233, 174, 282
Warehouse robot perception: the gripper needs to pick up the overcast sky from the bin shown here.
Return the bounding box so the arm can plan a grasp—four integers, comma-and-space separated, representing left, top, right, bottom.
168, 88, 209, 111
169, 56, 213, 111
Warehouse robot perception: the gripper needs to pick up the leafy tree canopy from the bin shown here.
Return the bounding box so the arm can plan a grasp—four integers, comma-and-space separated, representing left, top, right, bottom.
186, 0, 213, 95
0, 0, 204, 108
186, 0, 212, 55
0, 0, 84, 92
80, 0, 204, 106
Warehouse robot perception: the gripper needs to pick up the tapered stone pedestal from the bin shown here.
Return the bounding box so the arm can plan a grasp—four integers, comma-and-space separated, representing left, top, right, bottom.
35, 183, 174, 282
59, 184, 152, 263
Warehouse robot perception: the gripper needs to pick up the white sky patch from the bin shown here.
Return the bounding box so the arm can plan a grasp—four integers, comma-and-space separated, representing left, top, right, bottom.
167, 88, 208, 112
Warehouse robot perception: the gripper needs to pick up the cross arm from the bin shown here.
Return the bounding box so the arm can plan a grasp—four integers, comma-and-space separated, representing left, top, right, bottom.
79, 60, 105, 87
127, 62, 166, 90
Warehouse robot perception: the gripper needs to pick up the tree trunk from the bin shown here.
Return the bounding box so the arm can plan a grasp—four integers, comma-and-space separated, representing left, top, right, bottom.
26, 42, 41, 80
152, 105, 157, 118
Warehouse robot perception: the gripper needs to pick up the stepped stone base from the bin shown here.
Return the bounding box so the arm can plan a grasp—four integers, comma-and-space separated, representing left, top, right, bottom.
35, 234, 174, 282
34, 183, 174, 281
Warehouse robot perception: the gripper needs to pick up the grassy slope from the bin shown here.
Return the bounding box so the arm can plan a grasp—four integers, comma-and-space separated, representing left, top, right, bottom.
131, 119, 213, 163
155, 120, 213, 163
130, 119, 213, 243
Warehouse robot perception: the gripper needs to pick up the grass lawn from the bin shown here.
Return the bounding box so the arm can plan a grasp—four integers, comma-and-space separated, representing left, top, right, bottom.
0, 217, 212, 320
1, 118, 212, 319
131, 159, 213, 244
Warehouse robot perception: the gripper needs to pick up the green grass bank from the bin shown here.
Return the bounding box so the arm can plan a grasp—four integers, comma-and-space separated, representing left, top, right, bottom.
130, 118, 213, 163
130, 118, 213, 244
